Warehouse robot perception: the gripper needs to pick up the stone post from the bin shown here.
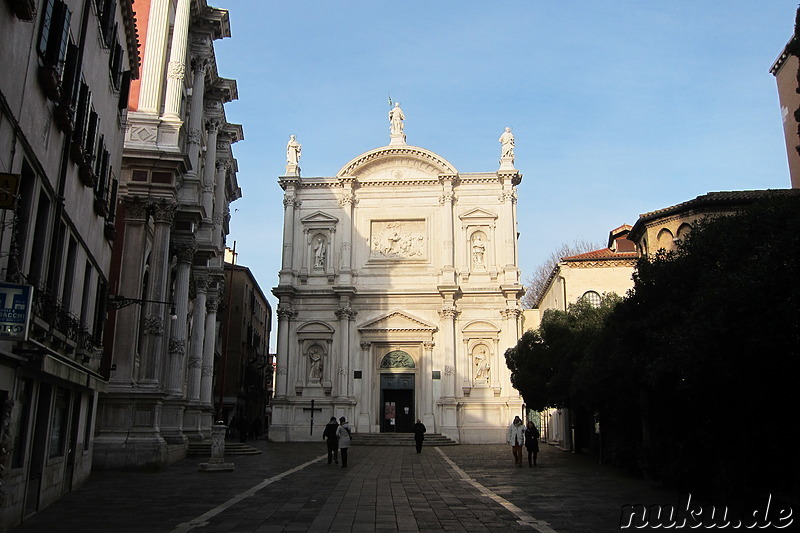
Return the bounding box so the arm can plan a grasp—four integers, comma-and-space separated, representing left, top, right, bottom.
139, 200, 176, 387
137, 0, 171, 114
198, 423, 234, 471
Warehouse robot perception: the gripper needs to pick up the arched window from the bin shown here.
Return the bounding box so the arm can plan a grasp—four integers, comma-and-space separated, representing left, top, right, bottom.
581, 291, 601, 308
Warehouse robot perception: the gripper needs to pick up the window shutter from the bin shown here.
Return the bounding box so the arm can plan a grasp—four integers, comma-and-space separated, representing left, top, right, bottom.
101, 1, 116, 48
38, 0, 56, 58
118, 71, 131, 109
61, 43, 80, 105
85, 110, 99, 157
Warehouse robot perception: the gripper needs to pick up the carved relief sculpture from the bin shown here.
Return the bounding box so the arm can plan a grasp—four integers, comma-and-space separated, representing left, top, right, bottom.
370, 220, 426, 260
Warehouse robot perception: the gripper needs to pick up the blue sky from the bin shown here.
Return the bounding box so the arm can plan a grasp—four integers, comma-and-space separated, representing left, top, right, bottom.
212, 1, 795, 345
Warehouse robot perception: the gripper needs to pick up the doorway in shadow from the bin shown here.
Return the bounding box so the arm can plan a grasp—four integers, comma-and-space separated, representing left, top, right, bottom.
380, 373, 414, 432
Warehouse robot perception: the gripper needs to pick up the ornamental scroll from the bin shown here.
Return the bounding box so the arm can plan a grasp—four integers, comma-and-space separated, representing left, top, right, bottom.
370, 220, 426, 260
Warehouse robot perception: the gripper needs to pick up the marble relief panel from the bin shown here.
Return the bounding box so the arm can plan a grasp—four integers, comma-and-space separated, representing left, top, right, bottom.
369, 220, 427, 260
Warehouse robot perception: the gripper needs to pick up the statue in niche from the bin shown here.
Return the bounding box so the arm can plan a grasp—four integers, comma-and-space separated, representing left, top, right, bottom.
313, 237, 326, 269
389, 103, 405, 135
286, 134, 302, 165
474, 345, 490, 382
308, 345, 323, 380
472, 234, 486, 267
498, 127, 514, 160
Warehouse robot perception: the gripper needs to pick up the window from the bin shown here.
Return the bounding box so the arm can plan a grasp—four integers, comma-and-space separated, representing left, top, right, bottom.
38, 0, 71, 73
11, 378, 33, 468
49, 387, 70, 458
581, 291, 601, 308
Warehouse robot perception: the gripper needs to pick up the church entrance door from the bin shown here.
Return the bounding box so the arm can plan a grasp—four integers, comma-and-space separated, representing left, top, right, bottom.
380, 373, 414, 433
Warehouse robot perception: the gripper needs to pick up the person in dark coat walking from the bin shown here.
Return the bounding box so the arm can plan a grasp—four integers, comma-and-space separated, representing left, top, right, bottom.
525, 421, 540, 467
322, 416, 339, 464
413, 419, 427, 453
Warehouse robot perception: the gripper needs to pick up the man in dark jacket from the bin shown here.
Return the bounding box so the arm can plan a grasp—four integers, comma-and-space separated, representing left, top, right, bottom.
413, 419, 427, 454
322, 416, 339, 464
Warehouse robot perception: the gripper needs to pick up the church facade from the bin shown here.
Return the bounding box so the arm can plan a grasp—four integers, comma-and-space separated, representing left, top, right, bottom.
271, 109, 524, 443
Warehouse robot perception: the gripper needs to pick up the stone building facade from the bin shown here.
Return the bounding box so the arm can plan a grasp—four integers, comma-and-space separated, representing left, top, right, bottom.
93, 0, 242, 469
218, 259, 272, 435
0, 0, 138, 527
529, 225, 637, 450
271, 110, 525, 443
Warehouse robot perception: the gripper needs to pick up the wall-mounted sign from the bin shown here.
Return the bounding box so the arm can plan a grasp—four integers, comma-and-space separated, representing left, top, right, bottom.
0, 282, 33, 340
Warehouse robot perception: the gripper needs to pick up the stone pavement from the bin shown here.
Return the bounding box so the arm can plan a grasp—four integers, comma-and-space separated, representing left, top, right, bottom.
12, 439, 682, 533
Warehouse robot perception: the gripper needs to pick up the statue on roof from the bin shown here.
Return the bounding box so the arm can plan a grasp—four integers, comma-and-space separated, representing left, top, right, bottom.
285, 134, 301, 176
498, 127, 516, 171
389, 102, 405, 135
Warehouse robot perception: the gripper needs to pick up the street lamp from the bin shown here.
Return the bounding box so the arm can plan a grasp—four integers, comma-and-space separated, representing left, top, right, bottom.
107, 294, 177, 320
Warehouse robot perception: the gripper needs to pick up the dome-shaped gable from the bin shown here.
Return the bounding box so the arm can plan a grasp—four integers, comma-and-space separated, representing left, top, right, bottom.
336, 145, 458, 182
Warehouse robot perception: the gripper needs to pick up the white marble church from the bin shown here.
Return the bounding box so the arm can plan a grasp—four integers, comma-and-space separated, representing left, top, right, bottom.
270, 107, 524, 443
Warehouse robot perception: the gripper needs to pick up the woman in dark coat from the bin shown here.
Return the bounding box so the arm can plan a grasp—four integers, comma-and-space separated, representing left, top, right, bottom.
322, 416, 339, 464
413, 419, 427, 454
525, 421, 540, 467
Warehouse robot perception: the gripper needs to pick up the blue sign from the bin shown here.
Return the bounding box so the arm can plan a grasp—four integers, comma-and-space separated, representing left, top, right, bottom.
0, 282, 33, 340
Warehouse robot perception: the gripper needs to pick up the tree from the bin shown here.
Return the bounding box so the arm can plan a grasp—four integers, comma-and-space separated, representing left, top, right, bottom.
522, 239, 604, 308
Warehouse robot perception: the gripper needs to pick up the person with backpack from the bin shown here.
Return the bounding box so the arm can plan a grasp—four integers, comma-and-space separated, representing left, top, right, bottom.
322, 416, 339, 464
336, 416, 352, 468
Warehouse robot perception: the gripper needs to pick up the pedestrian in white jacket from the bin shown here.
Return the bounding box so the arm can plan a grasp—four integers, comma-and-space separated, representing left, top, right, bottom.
336, 417, 352, 468
507, 416, 525, 467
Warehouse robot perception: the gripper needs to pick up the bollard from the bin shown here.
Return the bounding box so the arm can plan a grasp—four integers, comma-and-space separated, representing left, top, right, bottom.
198, 423, 235, 471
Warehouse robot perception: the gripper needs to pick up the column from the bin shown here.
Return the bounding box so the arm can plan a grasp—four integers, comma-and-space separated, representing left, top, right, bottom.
335, 301, 355, 399
439, 307, 458, 398
110, 197, 149, 385
201, 119, 220, 219
162, 0, 191, 119
186, 56, 210, 175
278, 183, 297, 284
137, 0, 171, 114
200, 293, 219, 406
139, 200, 176, 386
212, 158, 229, 248
338, 178, 355, 285
357, 341, 371, 431
274, 304, 296, 398
422, 341, 435, 429
187, 275, 208, 402
166, 241, 194, 396
440, 176, 456, 284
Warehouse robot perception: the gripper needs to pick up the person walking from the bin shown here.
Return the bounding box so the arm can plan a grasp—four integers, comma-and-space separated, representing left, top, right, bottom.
336, 416, 352, 468
525, 420, 540, 468
413, 419, 427, 454
507, 416, 525, 467
322, 416, 339, 464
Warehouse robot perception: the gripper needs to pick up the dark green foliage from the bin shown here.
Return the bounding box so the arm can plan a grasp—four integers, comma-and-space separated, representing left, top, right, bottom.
508, 197, 800, 498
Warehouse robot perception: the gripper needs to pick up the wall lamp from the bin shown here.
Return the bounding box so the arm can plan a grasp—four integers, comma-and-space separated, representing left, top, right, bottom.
107, 294, 177, 320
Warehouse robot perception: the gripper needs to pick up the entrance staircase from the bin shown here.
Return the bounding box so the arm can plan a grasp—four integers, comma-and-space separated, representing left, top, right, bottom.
186, 441, 263, 457
350, 433, 457, 446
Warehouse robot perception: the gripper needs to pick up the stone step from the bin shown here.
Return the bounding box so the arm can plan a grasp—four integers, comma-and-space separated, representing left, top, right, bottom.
350, 433, 457, 446
186, 442, 263, 456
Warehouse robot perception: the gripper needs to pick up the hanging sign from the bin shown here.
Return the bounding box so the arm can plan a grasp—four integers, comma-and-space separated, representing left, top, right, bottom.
0, 282, 34, 340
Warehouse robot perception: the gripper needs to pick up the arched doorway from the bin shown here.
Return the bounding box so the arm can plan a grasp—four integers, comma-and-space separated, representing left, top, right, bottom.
379, 350, 415, 432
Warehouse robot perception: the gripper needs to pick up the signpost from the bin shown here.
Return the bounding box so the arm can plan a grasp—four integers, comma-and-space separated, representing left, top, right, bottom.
0, 282, 34, 341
